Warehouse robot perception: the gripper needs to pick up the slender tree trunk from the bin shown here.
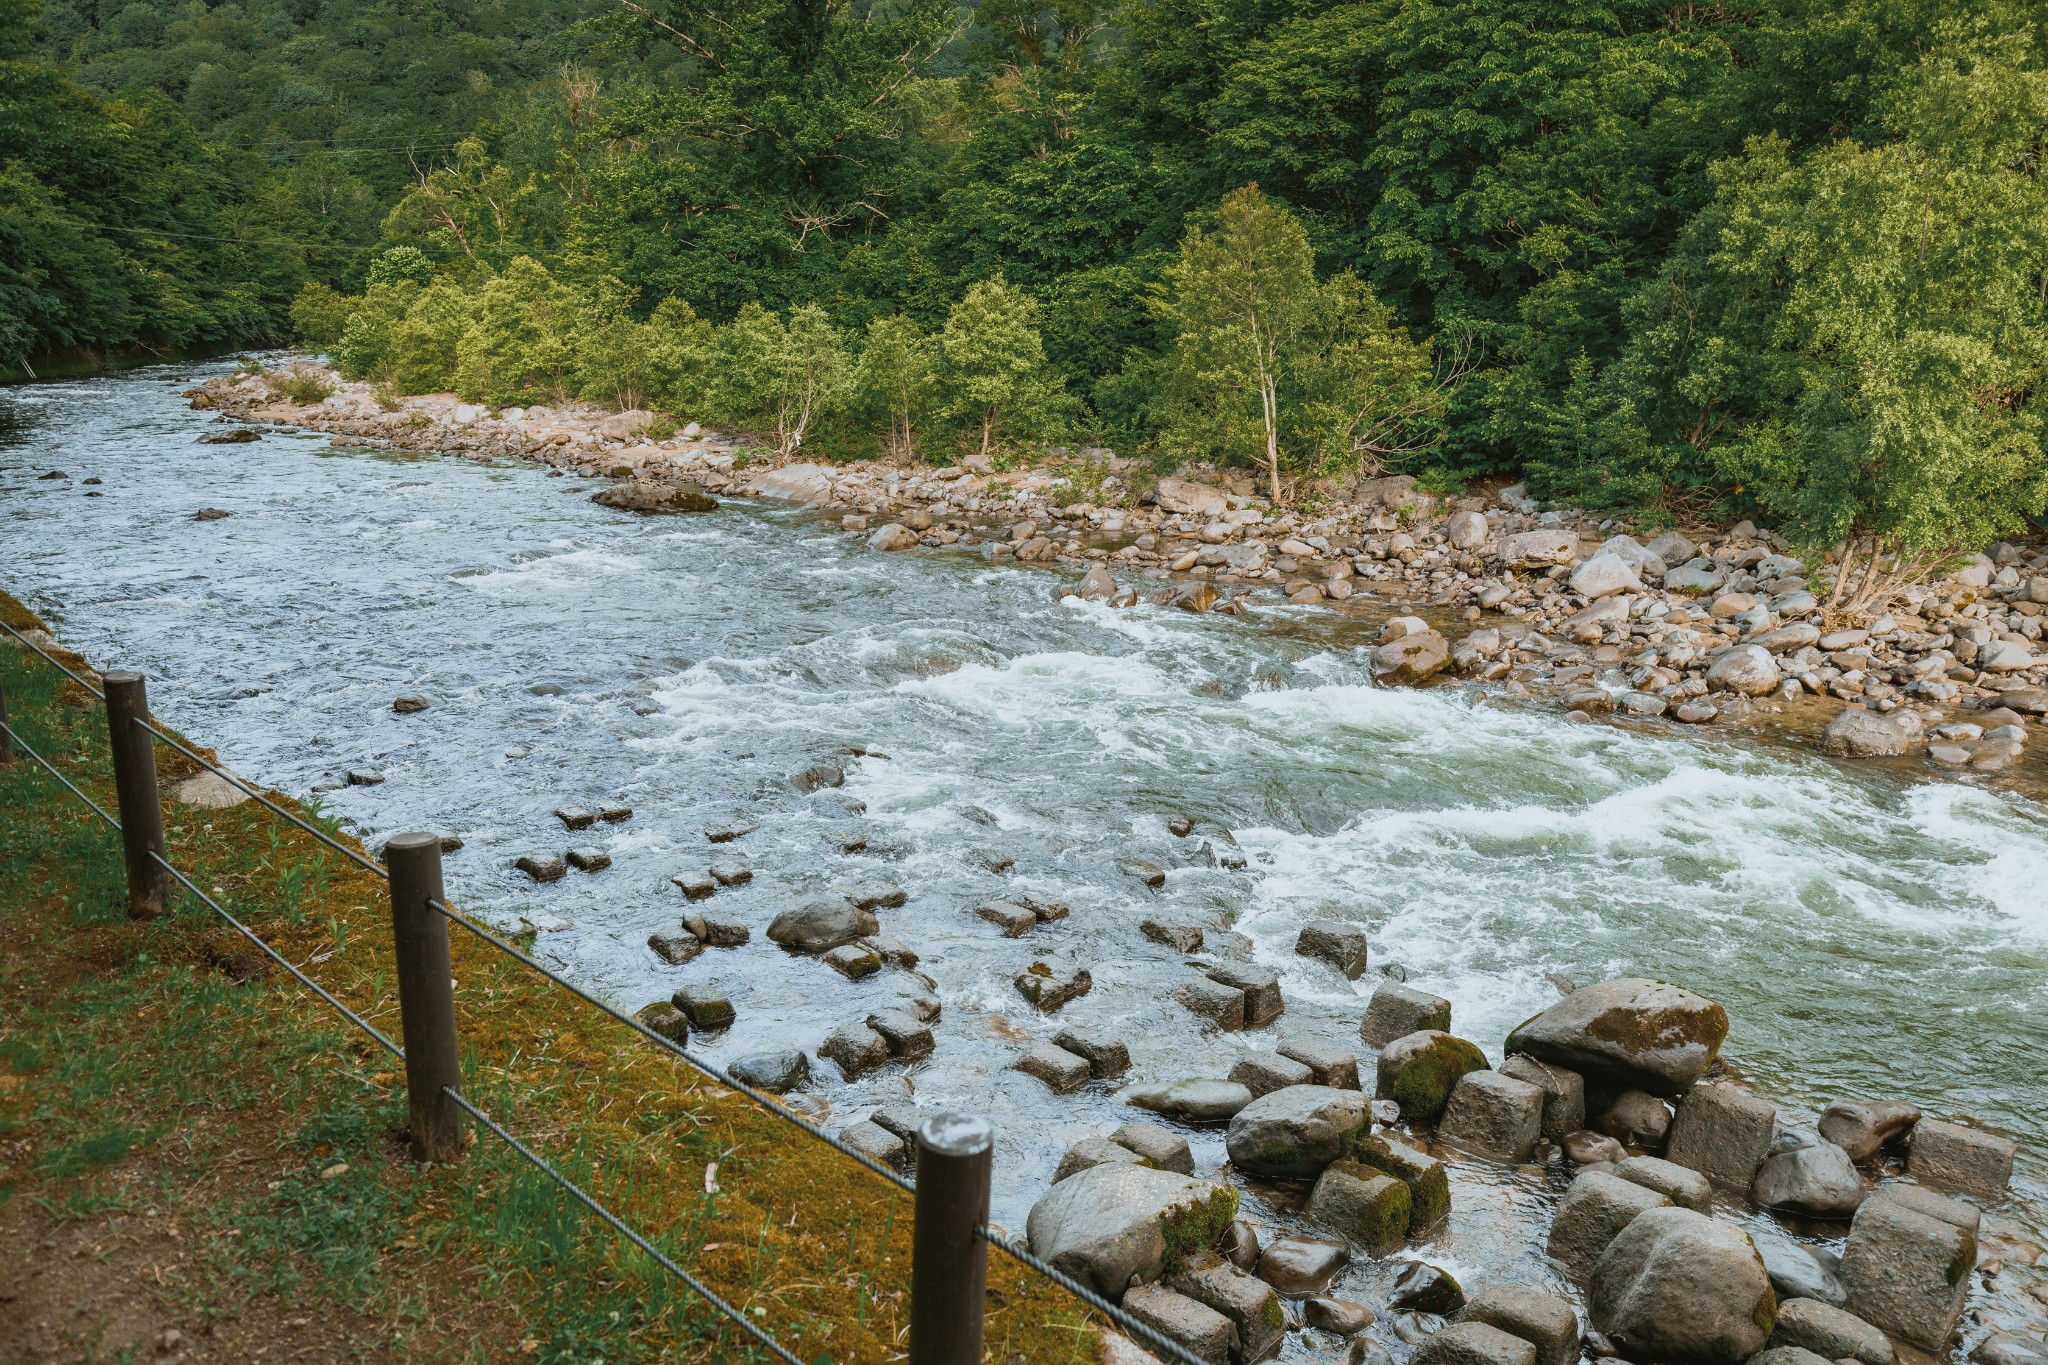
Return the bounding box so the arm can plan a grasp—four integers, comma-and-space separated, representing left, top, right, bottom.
1261, 370, 1282, 504
981, 408, 994, 459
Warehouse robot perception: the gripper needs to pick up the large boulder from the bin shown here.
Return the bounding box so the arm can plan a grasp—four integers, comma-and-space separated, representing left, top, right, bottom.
1447, 510, 1489, 549
1599, 535, 1668, 583
1127, 1079, 1256, 1124
1156, 477, 1229, 518
1816, 1101, 1920, 1164
1498, 530, 1577, 569
1839, 1190, 1977, 1350
1705, 645, 1781, 696
1376, 1031, 1489, 1122
1024, 1162, 1240, 1299
1570, 552, 1643, 600
1753, 1141, 1868, 1218
1820, 706, 1921, 758
1589, 1206, 1776, 1365
593, 480, 717, 514
1373, 631, 1451, 686
767, 900, 879, 953
1225, 1085, 1369, 1180
1505, 978, 1728, 1097
1547, 1171, 1670, 1279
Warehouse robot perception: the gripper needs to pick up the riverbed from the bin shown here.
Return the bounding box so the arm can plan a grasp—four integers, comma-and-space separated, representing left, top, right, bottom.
5, 360, 2045, 1354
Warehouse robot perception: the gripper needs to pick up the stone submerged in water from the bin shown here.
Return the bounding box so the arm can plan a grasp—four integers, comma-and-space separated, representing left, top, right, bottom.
592, 480, 717, 514
1127, 1079, 1255, 1125
1589, 1206, 1775, 1365
1297, 920, 1369, 978
1224, 1084, 1369, 1179
1015, 958, 1092, 1011
1024, 1162, 1240, 1299
1770, 1298, 1896, 1365
1306, 1162, 1412, 1252
1821, 705, 1923, 757
1462, 1285, 1581, 1365
1505, 977, 1728, 1096
1372, 630, 1450, 685
766, 900, 878, 953
728, 1050, 809, 1093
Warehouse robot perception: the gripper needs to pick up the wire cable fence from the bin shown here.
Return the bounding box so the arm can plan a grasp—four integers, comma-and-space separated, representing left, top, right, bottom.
0, 620, 1210, 1365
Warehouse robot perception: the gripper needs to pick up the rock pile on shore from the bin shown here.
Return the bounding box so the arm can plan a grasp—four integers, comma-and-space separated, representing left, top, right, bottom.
194, 364, 2048, 774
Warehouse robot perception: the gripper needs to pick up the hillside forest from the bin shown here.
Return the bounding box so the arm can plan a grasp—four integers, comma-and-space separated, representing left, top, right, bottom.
7, 0, 2048, 564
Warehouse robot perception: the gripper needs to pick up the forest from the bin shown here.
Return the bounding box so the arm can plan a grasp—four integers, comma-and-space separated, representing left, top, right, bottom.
7, 0, 2048, 562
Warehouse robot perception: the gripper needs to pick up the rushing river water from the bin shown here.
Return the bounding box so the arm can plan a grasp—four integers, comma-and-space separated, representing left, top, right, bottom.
5, 362, 2047, 1351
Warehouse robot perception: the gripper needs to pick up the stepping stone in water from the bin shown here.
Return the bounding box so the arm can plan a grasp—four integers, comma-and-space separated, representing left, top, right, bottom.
1052, 1027, 1129, 1079
346, 769, 385, 786
709, 864, 752, 886
977, 902, 1038, 937
516, 854, 566, 883
823, 943, 882, 979
597, 803, 633, 823
865, 1009, 934, 1059
671, 873, 716, 901
672, 984, 735, 1030
566, 847, 610, 872
554, 806, 596, 830
1142, 918, 1203, 953
1175, 976, 1244, 1030
705, 822, 756, 843
1017, 1042, 1092, 1094
837, 1119, 906, 1170
647, 932, 702, 966
1015, 959, 1091, 1011
729, 1051, 808, 1093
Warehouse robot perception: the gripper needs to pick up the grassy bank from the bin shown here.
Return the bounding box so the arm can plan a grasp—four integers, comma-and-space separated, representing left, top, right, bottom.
0, 589, 1094, 1363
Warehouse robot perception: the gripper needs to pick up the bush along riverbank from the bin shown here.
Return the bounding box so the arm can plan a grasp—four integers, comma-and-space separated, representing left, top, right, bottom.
0, 591, 1093, 1364
194, 361, 2048, 777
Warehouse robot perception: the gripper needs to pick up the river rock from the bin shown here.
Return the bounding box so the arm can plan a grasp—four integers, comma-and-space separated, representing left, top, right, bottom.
1361, 979, 1452, 1046
1571, 553, 1643, 600
839, 1118, 907, 1169
1391, 1261, 1466, 1314
1055, 1027, 1132, 1079
1122, 1284, 1233, 1365
1278, 1041, 1361, 1090
1229, 1052, 1313, 1097
1665, 1082, 1776, 1189
1255, 1235, 1349, 1295
1565, 1130, 1626, 1166
1018, 1042, 1093, 1093
1016, 958, 1092, 1011
1306, 1296, 1376, 1336
1297, 920, 1369, 978
1755, 1237, 1846, 1306
866, 1008, 934, 1059
1306, 1162, 1413, 1251
1171, 1261, 1286, 1364
867, 522, 919, 551
672, 983, 735, 1030
1128, 1079, 1255, 1124
1350, 1134, 1451, 1229
177, 771, 251, 810
1115, 1121, 1196, 1174
1754, 1141, 1869, 1217
1024, 1162, 1239, 1299
647, 931, 702, 965
1499, 530, 1577, 569
1499, 1056, 1586, 1138
1906, 1117, 2017, 1197
1595, 1090, 1671, 1146
1974, 1339, 2048, 1365
1058, 1137, 1144, 1184
565, 847, 610, 871
1447, 511, 1489, 549
1547, 1171, 1670, 1279
1144, 917, 1205, 953
1821, 706, 1921, 757
1664, 561, 1725, 593
1840, 1190, 1977, 1350
1505, 977, 1728, 1096
1751, 622, 1821, 653
594, 480, 717, 514
1462, 1285, 1579, 1365
1415, 1323, 1536, 1365
1208, 963, 1284, 1026
1771, 1298, 1895, 1365
767, 900, 878, 953
1178, 975, 1247, 1028
1705, 644, 1780, 695
1979, 639, 2038, 672
1439, 1070, 1544, 1160
1612, 1156, 1710, 1210
1588, 1206, 1775, 1365
635, 1001, 688, 1044
1373, 630, 1451, 685
1377, 1031, 1489, 1122
1068, 563, 1118, 601
1225, 1085, 1369, 1179
819, 1019, 891, 1078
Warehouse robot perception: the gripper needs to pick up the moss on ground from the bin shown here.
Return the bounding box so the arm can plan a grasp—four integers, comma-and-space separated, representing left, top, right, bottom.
0, 589, 1096, 1363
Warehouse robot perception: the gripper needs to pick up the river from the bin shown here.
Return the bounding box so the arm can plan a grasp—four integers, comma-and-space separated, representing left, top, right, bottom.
4, 361, 2044, 1350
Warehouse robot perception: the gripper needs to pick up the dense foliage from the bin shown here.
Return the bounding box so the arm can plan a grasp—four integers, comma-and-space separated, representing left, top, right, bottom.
13, 0, 2048, 566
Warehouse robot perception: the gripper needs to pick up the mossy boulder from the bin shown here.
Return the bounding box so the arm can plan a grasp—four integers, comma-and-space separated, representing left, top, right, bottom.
1025, 1162, 1239, 1298
635, 1001, 688, 1043
1348, 1132, 1451, 1229
1375, 1030, 1489, 1121
1505, 977, 1727, 1097
1306, 1160, 1413, 1251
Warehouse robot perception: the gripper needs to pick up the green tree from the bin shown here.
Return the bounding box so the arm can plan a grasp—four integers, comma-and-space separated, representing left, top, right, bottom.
940, 275, 1061, 456
1151, 186, 1324, 500
1573, 27, 2048, 614
388, 278, 476, 394
708, 303, 849, 457
857, 315, 940, 460
643, 297, 715, 417
289, 282, 353, 346
454, 257, 576, 404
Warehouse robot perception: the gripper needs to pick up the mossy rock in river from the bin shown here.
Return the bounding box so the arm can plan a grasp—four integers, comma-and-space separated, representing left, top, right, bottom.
1349, 1132, 1452, 1230
1505, 977, 1728, 1097
594, 480, 718, 514
1375, 1030, 1489, 1122
1306, 1160, 1413, 1251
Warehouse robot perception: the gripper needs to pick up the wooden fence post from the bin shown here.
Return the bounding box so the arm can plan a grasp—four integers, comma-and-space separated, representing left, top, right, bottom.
385, 831, 466, 1163
910, 1113, 994, 1365
103, 671, 168, 918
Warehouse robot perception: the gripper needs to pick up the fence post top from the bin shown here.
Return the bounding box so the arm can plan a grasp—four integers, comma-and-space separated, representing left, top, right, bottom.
103, 669, 144, 686
918, 1113, 993, 1158
385, 830, 442, 855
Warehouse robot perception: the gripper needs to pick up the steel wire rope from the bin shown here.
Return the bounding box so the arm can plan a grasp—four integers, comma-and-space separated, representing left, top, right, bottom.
0, 720, 123, 829
146, 849, 404, 1059
130, 715, 388, 877
422, 896, 918, 1193
441, 1085, 808, 1365
0, 620, 108, 698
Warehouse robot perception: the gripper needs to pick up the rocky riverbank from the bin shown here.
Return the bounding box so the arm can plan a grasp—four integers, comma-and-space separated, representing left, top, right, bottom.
187, 361, 2048, 778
